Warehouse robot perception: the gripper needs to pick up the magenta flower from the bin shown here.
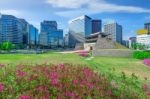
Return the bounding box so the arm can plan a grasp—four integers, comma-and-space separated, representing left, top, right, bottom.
0, 83, 5, 93
80, 53, 89, 57
107, 90, 112, 96
87, 83, 94, 89
73, 79, 78, 85
84, 67, 91, 78
60, 64, 65, 70
43, 96, 46, 99
50, 72, 58, 79
143, 84, 148, 91
51, 79, 58, 86
19, 95, 30, 99
17, 70, 27, 77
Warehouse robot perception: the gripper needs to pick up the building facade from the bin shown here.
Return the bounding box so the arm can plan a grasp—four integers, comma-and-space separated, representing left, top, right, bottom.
29, 25, 38, 47
92, 20, 101, 33
19, 19, 29, 45
137, 34, 150, 48
64, 34, 69, 47
68, 15, 92, 47
40, 21, 63, 47
104, 22, 122, 44
0, 14, 23, 44
144, 23, 150, 34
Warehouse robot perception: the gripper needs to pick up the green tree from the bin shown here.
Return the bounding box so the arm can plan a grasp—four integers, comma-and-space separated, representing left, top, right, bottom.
1, 42, 15, 51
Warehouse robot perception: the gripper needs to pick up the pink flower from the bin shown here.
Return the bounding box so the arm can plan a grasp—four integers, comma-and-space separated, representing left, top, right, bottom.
84, 67, 91, 78
87, 83, 94, 89
17, 70, 27, 77
43, 96, 47, 99
73, 79, 78, 85
57, 96, 62, 99
143, 84, 148, 91
65, 92, 75, 97
19, 95, 30, 99
0, 83, 5, 93
51, 79, 58, 86
70, 92, 75, 97
107, 90, 112, 96
60, 64, 65, 70
50, 72, 58, 79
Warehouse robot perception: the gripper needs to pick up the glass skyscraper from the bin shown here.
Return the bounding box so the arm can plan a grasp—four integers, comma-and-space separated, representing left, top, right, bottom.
29, 25, 38, 46
145, 23, 150, 34
0, 14, 23, 44
40, 21, 63, 47
68, 15, 92, 47
92, 20, 102, 33
104, 22, 122, 44
19, 19, 29, 45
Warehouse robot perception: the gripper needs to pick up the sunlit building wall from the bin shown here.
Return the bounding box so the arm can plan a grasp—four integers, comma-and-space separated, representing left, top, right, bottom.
68, 15, 92, 47
0, 14, 23, 44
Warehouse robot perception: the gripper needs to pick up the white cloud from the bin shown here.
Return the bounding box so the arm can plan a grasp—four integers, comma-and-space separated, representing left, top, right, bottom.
0, 9, 21, 16
46, 0, 150, 18
46, 0, 91, 8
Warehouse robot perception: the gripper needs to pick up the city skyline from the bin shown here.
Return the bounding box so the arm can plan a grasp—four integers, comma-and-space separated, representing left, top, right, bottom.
0, 0, 150, 40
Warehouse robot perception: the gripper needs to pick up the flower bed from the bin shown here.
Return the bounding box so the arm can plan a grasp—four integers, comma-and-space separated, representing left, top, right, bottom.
0, 64, 148, 98
79, 51, 90, 57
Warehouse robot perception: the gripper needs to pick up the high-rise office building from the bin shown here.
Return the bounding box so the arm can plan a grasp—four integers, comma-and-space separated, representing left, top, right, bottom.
19, 19, 29, 45
92, 20, 101, 33
144, 23, 150, 34
68, 15, 92, 47
0, 14, 23, 44
40, 21, 63, 47
64, 34, 69, 47
104, 22, 122, 44
29, 25, 38, 46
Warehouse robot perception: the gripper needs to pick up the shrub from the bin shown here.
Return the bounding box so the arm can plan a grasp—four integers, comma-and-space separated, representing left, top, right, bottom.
133, 51, 150, 59
143, 59, 150, 68
79, 51, 90, 57
0, 42, 16, 51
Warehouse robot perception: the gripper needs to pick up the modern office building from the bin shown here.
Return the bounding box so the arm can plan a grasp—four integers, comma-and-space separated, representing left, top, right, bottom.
136, 29, 150, 49
19, 19, 29, 45
0, 14, 23, 44
47, 29, 63, 47
40, 21, 63, 47
137, 34, 150, 48
28, 25, 38, 46
104, 22, 122, 44
144, 23, 150, 34
64, 34, 69, 47
68, 15, 92, 47
92, 20, 101, 33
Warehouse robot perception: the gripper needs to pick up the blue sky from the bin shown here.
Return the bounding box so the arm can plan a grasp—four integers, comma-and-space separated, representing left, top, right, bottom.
0, 0, 150, 40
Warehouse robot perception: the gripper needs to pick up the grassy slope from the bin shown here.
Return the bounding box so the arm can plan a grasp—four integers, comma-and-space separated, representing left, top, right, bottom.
87, 57, 150, 81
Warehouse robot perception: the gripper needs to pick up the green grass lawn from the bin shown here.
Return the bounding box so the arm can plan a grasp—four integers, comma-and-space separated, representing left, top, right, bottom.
0, 52, 87, 65
0, 52, 149, 82
86, 57, 150, 81
0, 52, 150, 98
